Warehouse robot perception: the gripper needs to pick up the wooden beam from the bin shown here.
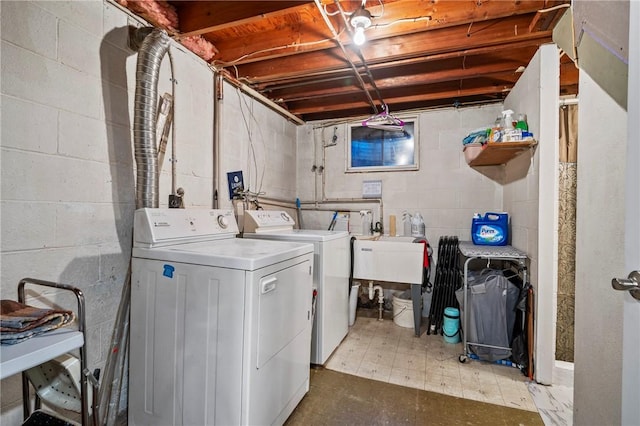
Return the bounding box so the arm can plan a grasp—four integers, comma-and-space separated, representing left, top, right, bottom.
252, 40, 541, 88
270, 63, 524, 102
208, 1, 566, 63
286, 81, 514, 115
173, 1, 315, 37
232, 21, 551, 84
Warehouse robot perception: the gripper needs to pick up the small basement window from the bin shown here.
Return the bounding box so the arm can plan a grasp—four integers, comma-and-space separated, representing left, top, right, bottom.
347, 119, 418, 172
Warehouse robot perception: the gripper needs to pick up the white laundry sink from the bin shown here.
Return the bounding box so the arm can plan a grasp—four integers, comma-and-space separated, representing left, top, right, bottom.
352, 235, 424, 284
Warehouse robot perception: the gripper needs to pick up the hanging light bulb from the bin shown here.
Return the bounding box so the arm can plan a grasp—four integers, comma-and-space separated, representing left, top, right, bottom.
353, 26, 366, 46
350, 6, 372, 46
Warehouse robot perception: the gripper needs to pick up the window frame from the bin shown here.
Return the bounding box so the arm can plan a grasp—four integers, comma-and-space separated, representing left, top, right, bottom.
346, 117, 419, 173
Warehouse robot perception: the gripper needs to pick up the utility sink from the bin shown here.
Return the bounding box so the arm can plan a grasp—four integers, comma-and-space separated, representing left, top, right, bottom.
352, 234, 426, 336
356, 235, 417, 243
352, 235, 424, 284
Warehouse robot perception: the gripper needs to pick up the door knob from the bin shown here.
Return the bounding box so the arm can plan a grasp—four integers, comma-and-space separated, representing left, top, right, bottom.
611, 271, 640, 301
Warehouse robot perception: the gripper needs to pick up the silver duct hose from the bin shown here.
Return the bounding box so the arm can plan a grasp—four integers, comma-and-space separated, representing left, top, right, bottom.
133, 28, 170, 208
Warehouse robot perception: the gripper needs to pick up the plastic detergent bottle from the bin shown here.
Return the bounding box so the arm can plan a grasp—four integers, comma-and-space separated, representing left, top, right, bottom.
471, 212, 509, 245
489, 116, 503, 143
516, 113, 528, 131
411, 212, 425, 237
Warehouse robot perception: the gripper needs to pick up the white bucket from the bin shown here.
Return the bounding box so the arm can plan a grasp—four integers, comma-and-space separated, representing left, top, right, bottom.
349, 283, 360, 326
392, 291, 414, 328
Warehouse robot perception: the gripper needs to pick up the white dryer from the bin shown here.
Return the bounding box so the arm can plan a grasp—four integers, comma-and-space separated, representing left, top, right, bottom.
129, 208, 314, 426
243, 210, 349, 365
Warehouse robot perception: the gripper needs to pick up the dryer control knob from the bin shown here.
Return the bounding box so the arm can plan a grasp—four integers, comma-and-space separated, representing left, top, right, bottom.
217, 215, 229, 229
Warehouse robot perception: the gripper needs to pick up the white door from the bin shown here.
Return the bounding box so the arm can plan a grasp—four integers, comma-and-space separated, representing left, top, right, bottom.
574, 5, 639, 423
619, 1, 640, 423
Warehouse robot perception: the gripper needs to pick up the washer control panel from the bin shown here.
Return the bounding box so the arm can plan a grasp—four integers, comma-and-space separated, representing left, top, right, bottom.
244, 210, 295, 233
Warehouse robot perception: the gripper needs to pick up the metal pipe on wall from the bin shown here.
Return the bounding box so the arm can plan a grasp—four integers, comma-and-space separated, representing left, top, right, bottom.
167, 49, 177, 196
256, 197, 297, 209
301, 198, 383, 222
213, 73, 222, 208
321, 127, 328, 201
256, 196, 383, 224
219, 73, 304, 125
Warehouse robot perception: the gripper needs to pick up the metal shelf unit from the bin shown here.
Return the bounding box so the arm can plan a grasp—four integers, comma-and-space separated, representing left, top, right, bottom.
0, 278, 90, 425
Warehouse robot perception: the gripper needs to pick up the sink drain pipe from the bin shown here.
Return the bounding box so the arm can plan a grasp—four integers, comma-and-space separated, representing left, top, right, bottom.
368, 281, 385, 320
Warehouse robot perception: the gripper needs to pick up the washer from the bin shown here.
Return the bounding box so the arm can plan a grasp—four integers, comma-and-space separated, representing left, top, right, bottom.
243, 210, 349, 365
129, 208, 314, 426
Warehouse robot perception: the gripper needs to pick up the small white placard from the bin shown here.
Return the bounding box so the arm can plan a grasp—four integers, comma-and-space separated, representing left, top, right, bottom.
362, 180, 382, 198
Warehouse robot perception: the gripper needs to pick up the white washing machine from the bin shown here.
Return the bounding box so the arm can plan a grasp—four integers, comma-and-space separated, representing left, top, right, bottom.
243, 210, 349, 365
129, 208, 314, 426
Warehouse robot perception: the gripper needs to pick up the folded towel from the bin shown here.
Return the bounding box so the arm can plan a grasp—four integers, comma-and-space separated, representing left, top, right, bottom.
462, 128, 489, 146
1, 300, 75, 345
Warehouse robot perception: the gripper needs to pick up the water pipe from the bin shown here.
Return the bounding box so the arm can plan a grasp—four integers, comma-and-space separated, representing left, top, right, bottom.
367, 281, 384, 321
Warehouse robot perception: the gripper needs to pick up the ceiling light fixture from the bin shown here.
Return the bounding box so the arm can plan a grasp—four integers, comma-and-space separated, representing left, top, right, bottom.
350, 7, 372, 46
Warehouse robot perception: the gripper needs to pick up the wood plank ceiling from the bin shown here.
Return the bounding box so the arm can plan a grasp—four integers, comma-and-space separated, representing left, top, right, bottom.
119, 0, 578, 122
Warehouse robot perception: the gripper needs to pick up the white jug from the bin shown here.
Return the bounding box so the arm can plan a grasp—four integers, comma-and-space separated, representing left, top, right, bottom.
411, 212, 425, 237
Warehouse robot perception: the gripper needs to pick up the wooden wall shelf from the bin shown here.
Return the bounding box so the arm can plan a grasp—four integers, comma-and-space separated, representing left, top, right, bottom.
468, 141, 537, 166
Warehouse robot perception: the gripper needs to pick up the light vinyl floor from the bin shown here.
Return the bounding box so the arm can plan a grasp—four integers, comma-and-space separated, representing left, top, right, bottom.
325, 316, 538, 413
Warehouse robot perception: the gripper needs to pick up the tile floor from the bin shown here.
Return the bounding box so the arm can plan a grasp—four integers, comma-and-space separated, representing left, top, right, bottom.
326, 315, 538, 413
527, 362, 574, 426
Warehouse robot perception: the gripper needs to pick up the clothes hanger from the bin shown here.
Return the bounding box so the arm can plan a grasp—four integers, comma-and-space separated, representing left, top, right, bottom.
361, 104, 405, 131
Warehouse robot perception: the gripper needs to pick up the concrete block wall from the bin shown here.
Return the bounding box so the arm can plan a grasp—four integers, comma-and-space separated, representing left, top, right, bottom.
217, 83, 299, 208
295, 104, 505, 257
0, 2, 139, 421
0, 1, 299, 423
0, 0, 558, 423
503, 44, 560, 385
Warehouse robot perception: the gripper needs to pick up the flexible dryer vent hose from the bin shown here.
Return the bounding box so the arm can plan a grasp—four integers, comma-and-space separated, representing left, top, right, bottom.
132, 28, 170, 208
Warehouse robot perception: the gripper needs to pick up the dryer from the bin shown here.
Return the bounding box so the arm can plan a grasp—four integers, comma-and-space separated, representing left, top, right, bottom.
243, 210, 349, 365
129, 208, 314, 426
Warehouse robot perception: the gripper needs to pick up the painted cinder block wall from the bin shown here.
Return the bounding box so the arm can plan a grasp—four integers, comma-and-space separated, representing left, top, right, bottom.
217, 81, 300, 207
503, 44, 560, 385
0, 0, 561, 424
295, 104, 505, 253
0, 1, 299, 423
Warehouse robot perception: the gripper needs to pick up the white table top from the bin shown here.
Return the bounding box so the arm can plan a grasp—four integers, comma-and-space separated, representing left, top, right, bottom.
0, 328, 84, 379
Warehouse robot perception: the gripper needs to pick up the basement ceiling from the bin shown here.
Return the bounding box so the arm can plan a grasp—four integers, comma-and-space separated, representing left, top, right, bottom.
118, 0, 578, 122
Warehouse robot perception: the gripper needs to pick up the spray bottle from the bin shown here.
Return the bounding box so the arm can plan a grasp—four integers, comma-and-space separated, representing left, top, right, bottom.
501, 109, 515, 130
501, 109, 520, 141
